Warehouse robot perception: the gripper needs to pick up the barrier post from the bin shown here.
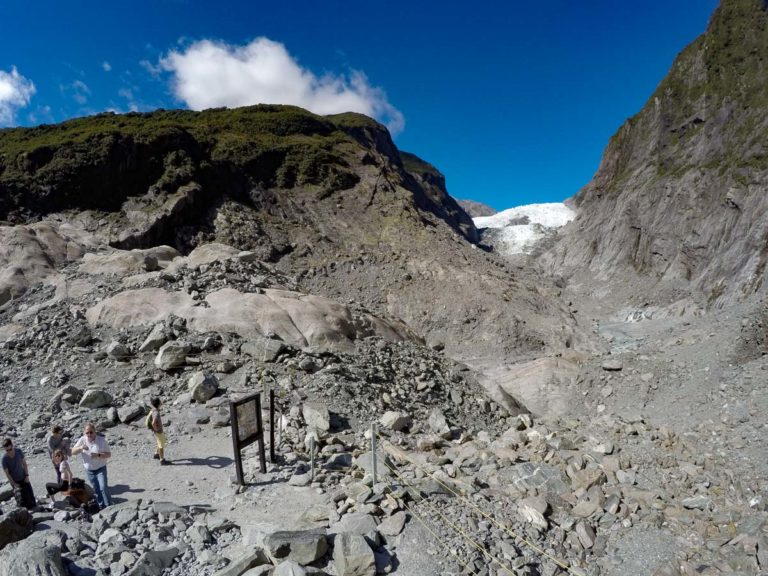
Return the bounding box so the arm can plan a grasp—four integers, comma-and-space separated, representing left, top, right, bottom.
370, 422, 377, 485
310, 435, 315, 481
269, 388, 275, 463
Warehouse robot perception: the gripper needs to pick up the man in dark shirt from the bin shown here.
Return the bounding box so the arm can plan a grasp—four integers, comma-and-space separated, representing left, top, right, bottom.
2, 438, 36, 509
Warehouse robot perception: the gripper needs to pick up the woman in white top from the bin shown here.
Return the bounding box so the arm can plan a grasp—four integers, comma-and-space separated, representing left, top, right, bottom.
71, 422, 113, 509
45, 449, 72, 503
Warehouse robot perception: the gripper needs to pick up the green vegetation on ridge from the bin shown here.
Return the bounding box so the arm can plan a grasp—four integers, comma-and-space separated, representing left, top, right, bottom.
0, 105, 395, 217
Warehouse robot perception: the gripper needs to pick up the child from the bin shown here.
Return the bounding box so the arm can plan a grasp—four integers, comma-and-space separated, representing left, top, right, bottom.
45, 449, 72, 503
150, 397, 170, 465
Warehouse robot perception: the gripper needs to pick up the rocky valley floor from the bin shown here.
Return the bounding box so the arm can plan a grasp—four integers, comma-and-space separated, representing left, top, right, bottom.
0, 233, 766, 576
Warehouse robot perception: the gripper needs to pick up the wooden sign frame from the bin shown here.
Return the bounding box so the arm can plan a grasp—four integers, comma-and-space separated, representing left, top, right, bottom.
229, 392, 267, 485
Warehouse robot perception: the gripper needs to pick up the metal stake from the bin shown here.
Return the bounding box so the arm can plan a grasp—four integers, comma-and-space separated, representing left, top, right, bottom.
309, 435, 315, 481
371, 422, 377, 485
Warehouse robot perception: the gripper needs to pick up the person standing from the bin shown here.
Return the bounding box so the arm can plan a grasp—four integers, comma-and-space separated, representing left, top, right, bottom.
1, 438, 36, 509
150, 397, 170, 465
71, 423, 113, 509
45, 425, 70, 484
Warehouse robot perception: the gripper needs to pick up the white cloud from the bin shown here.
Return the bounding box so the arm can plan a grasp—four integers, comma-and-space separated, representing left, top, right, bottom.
118, 87, 140, 112
61, 80, 91, 105
0, 67, 35, 126
140, 59, 162, 78
160, 38, 404, 134
72, 80, 91, 104
102, 61, 112, 72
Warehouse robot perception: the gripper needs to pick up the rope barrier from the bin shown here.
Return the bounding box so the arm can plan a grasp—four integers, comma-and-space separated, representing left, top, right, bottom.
375, 431, 580, 575
397, 497, 482, 576
378, 457, 518, 576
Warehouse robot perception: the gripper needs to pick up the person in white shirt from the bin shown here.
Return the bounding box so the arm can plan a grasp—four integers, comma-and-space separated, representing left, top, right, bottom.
71, 422, 113, 509
45, 449, 73, 503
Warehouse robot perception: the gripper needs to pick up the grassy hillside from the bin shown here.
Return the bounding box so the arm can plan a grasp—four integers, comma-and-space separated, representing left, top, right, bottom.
0, 105, 377, 218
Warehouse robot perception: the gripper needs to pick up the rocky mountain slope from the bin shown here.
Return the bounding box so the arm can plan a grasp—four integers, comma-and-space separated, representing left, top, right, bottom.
543, 0, 768, 310
0, 105, 584, 364
4, 3, 768, 572
457, 199, 496, 218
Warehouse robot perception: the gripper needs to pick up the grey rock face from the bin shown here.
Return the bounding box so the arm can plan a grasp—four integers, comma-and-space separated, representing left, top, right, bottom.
241, 337, 285, 363
79, 388, 113, 409
542, 1, 768, 308
497, 462, 569, 499
154, 341, 191, 371
302, 403, 330, 434
188, 371, 218, 403
0, 508, 33, 550
427, 407, 450, 436
328, 513, 378, 536
117, 403, 144, 424
376, 511, 407, 536
106, 340, 131, 360
139, 324, 167, 353
517, 496, 549, 530
212, 549, 266, 576
379, 411, 412, 432
273, 560, 306, 576
332, 532, 375, 576
0, 537, 67, 576
263, 529, 328, 564
124, 546, 179, 576
457, 199, 497, 218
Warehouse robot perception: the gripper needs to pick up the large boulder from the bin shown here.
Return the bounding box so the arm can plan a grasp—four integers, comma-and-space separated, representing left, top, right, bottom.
118, 403, 145, 424
273, 561, 306, 576
79, 247, 179, 276
155, 341, 191, 371
0, 222, 93, 306
0, 533, 67, 576
106, 340, 131, 360
188, 371, 219, 403
379, 411, 412, 432
79, 389, 113, 409
139, 324, 168, 353
328, 513, 378, 537
264, 529, 328, 564
352, 453, 393, 480
427, 408, 450, 436
168, 242, 240, 272
0, 508, 33, 550
86, 288, 195, 330
333, 532, 375, 576
241, 337, 285, 363
482, 356, 580, 417
124, 547, 180, 576
86, 284, 415, 353
376, 511, 407, 537
302, 403, 330, 434
211, 549, 267, 576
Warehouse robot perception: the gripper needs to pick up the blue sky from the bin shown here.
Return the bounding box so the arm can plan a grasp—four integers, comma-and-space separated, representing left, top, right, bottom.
0, 1, 718, 210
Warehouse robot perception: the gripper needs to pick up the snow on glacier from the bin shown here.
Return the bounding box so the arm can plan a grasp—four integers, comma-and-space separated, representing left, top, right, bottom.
473, 202, 575, 255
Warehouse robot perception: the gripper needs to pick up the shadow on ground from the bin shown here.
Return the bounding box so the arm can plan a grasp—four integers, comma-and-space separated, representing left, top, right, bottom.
111, 483, 144, 496
170, 456, 233, 469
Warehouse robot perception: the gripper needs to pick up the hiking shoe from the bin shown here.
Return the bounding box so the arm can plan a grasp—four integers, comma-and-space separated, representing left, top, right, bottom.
153, 454, 160, 460
160, 459, 170, 466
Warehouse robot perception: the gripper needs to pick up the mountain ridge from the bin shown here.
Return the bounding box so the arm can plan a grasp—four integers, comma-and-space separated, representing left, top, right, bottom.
543, 0, 768, 308
0, 104, 585, 364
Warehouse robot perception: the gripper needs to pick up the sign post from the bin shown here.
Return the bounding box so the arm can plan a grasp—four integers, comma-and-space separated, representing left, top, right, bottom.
269, 388, 276, 463
229, 392, 267, 485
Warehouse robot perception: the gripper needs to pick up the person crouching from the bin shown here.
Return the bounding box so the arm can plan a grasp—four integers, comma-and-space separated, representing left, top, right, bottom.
45, 449, 73, 504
